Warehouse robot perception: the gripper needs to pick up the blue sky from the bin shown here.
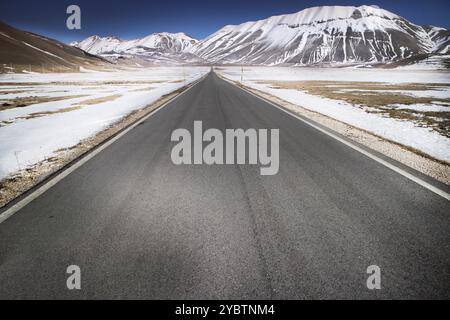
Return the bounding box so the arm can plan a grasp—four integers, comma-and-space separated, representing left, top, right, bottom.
0, 0, 449, 43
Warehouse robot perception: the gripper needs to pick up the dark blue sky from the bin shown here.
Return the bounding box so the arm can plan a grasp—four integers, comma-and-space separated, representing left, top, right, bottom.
1, 0, 449, 43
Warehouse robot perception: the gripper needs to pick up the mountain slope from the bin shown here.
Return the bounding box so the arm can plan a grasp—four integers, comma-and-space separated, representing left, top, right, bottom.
0, 21, 108, 72
423, 26, 450, 54
190, 5, 442, 65
71, 33, 203, 65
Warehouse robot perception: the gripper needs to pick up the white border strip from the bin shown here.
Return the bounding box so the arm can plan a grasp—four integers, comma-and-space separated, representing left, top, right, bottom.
0, 74, 209, 224
223, 75, 450, 201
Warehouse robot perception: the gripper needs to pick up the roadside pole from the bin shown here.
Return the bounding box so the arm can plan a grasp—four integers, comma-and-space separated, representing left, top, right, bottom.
241, 66, 243, 83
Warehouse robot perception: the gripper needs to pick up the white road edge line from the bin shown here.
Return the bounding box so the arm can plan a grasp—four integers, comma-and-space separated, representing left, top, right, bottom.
223, 75, 450, 201
0, 74, 208, 224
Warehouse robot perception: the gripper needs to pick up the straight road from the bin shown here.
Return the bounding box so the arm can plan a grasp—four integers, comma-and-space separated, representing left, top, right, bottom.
0, 72, 449, 299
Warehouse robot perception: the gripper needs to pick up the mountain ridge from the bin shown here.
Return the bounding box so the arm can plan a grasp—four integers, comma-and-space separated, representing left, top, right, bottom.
2, 5, 448, 70
72, 5, 449, 66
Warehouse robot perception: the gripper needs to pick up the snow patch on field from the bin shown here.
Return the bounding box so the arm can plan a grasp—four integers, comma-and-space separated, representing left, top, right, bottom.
335, 88, 450, 99
389, 103, 450, 112
218, 66, 450, 163
219, 66, 450, 84
0, 67, 209, 180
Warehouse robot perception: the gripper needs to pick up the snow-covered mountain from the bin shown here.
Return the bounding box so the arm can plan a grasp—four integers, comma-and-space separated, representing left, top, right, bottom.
71, 32, 203, 65
190, 5, 446, 65
71, 5, 449, 67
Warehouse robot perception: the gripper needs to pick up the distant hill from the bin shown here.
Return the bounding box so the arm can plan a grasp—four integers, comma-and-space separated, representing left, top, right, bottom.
0, 21, 110, 73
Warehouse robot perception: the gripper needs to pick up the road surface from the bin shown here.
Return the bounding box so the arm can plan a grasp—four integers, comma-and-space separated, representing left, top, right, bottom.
0, 72, 449, 299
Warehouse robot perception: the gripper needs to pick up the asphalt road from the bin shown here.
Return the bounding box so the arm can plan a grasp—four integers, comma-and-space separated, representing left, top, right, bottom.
0, 72, 449, 299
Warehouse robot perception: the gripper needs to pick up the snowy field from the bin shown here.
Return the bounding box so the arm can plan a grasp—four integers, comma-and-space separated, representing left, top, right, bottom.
0, 67, 209, 180
217, 66, 450, 163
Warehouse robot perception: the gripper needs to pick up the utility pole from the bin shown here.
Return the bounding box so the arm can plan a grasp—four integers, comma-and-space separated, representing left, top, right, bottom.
241, 66, 243, 83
